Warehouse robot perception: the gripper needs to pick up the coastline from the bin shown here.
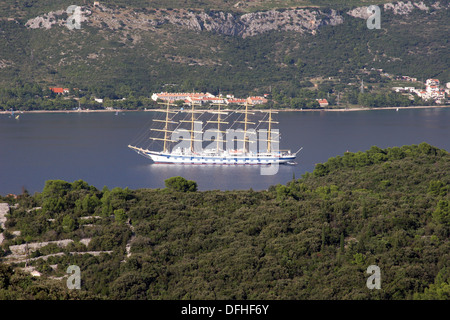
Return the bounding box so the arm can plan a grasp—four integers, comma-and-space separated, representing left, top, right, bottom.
275, 105, 450, 112
1, 104, 449, 114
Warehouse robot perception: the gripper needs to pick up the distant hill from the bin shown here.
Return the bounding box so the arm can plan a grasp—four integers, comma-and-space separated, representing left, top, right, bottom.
0, 0, 448, 98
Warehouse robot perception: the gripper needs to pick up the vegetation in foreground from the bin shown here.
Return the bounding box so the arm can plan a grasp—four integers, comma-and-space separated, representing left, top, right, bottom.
0, 143, 449, 299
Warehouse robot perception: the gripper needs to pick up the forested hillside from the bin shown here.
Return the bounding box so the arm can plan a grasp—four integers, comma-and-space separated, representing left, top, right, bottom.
0, 143, 449, 299
0, 0, 448, 109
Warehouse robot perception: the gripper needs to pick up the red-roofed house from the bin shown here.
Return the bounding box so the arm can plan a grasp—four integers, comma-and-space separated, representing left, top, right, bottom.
151, 92, 214, 102
247, 96, 268, 105
227, 98, 247, 105
317, 99, 329, 107
201, 97, 226, 104
49, 87, 69, 94
425, 79, 440, 86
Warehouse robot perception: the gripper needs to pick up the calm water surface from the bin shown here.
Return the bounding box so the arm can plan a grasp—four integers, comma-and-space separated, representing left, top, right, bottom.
1, 108, 449, 195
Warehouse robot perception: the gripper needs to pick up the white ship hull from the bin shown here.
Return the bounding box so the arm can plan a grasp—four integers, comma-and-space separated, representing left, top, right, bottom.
134, 148, 296, 165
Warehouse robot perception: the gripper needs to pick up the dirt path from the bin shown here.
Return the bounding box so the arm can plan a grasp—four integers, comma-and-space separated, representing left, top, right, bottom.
125, 219, 135, 258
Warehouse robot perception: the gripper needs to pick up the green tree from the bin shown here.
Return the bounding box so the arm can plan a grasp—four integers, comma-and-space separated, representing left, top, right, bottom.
62, 215, 77, 233
427, 180, 445, 196
313, 163, 329, 177
114, 209, 128, 224
164, 176, 198, 192
415, 267, 450, 300
72, 180, 89, 190
433, 200, 449, 226
275, 184, 291, 201
41, 180, 72, 199
82, 195, 101, 214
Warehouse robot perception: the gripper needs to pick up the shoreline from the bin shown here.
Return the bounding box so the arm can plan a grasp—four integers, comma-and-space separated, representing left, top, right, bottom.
276, 105, 450, 112
1, 105, 449, 114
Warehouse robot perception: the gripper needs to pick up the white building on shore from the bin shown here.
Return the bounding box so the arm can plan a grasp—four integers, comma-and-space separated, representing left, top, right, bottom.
393, 78, 447, 104
151, 92, 268, 105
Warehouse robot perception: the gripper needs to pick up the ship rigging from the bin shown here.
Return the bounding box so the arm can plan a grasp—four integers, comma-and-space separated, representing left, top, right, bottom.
128, 100, 300, 165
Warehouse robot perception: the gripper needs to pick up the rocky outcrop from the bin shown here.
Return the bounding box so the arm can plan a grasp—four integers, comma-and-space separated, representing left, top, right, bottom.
346, 7, 373, 19
9, 239, 75, 255
25, 10, 65, 29
237, 9, 343, 37
159, 8, 344, 37
347, 1, 448, 19
24, 1, 448, 37
25, 8, 90, 29
0, 203, 8, 230
383, 1, 429, 14
24, 4, 344, 38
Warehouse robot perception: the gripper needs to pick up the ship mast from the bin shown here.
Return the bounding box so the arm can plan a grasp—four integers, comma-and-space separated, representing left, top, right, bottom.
179, 100, 203, 153
259, 108, 279, 153
236, 100, 255, 153
150, 100, 178, 153
208, 102, 229, 153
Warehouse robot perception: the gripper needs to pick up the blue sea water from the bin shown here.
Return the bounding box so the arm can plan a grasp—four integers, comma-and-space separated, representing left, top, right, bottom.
0, 107, 449, 195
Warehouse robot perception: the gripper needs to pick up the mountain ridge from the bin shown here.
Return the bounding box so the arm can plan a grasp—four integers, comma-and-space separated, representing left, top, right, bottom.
22, 1, 449, 38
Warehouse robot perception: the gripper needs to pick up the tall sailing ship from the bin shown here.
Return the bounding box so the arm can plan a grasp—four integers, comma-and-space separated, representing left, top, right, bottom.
128, 100, 300, 165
